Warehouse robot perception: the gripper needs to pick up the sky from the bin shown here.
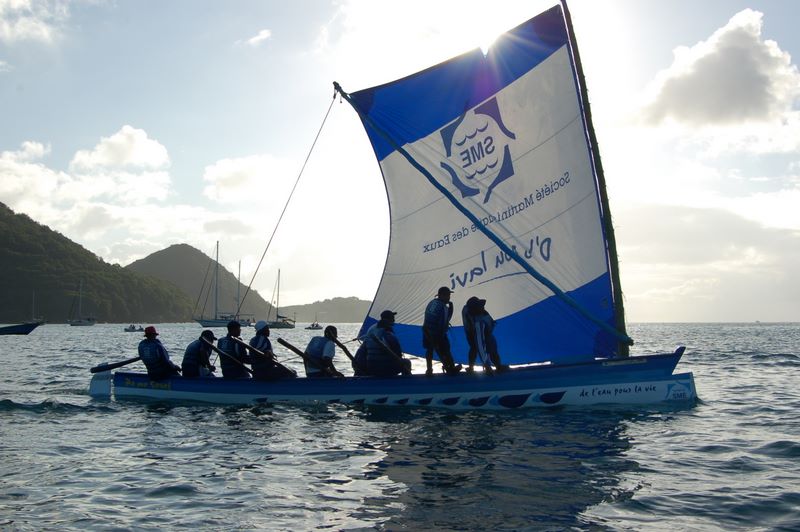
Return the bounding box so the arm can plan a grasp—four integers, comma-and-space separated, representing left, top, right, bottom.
1, 0, 798, 322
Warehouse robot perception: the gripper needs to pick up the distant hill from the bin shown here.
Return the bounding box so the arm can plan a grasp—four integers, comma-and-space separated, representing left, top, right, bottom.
0, 202, 194, 323
126, 244, 269, 320
280, 297, 370, 324
0, 202, 372, 324
126, 244, 372, 324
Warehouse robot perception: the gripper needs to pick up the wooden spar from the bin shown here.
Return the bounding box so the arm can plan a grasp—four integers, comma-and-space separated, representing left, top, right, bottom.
561, 0, 631, 355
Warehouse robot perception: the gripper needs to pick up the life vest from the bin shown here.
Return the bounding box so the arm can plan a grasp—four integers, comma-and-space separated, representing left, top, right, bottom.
138, 338, 176, 380
181, 338, 210, 377
217, 336, 250, 379
304, 336, 331, 375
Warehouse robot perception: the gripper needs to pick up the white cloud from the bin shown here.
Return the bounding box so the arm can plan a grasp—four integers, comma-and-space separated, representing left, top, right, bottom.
202, 153, 296, 204
641, 9, 800, 126
594, 8, 800, 237
0, 0, 67, 44
70, 125, 170, 171
0, 141, 63, 209
617, 205, 800, 322
0, 59, 10, 72
245, 28, 271, 47
2, 139, 49, 161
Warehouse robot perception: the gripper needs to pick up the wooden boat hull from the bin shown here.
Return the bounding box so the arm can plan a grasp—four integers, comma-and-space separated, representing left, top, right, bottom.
0, 322, 42, 335
90, 351, 696, 410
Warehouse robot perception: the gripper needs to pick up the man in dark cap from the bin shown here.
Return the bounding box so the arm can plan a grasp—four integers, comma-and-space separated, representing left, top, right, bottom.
360, 310, 411, 377
217, 320, 253, 379
182, 329, 217, 377
138, 325, 181, 380
422, 287, 462, 375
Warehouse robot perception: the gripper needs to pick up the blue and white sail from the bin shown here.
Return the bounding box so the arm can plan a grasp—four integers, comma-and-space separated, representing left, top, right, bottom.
344, 5, 628, 365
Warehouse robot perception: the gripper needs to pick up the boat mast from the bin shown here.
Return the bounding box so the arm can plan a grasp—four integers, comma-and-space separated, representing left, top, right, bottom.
214, 241, 219, 321
237, 260, 241, 321
276, 269, 281, 319
562, 0, 630, 356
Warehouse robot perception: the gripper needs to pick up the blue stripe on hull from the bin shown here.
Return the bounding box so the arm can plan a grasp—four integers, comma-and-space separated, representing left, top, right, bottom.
108, 352, 695, 410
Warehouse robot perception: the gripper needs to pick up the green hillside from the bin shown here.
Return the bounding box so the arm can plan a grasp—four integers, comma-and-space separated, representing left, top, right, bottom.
0, 202, 372, 324
0, 202, 194, 323
125, 243, 270, 320
126, 245, 371, 323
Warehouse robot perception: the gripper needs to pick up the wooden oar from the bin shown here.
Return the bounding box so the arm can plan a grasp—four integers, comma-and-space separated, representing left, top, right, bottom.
90, 356, 141, 374
276, 337, 313, 364
331, 337, 355, 362
276, 337, 344, 378
202, 338, 254, 376
363, 330, 405, 362
232, 337, 294, 375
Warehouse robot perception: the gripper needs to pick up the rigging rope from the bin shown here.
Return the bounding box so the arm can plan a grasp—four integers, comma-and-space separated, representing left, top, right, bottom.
236, 92, 337, 315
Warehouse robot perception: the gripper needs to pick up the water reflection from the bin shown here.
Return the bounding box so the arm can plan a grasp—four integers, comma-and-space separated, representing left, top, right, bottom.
351, 407, 639, 530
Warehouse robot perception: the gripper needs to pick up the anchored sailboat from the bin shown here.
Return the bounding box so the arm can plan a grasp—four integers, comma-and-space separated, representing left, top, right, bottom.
0, 291, 45, 335
194, 242, 254, 328
265, 269, 295, 329
90, 2, 695, 408
68, 281, 96, 326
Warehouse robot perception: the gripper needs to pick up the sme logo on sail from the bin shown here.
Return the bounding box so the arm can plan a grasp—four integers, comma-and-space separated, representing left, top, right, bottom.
439, 97, 516, 203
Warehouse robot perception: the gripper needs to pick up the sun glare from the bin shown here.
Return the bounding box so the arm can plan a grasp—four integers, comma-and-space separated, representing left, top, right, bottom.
441, 0, 558, 56
479, 33, 499, 55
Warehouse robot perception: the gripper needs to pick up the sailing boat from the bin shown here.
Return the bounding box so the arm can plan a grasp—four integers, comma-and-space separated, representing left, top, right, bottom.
68, 281, 96, 326
0, 292, 44, 335
194, 242, 254, 327
90, 2, 695, 408
265, 269, 295, 329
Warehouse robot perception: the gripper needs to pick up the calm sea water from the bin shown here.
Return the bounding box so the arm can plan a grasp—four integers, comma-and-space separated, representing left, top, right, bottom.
1, 322, 798, 531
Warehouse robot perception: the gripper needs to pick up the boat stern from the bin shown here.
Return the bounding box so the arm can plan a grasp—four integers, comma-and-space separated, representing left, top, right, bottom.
89, 370, 112, 398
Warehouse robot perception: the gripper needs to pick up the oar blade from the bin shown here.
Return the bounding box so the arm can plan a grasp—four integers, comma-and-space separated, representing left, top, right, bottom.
90, 356, 141, 374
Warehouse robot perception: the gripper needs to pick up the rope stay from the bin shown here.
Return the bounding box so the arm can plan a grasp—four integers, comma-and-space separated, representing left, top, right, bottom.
236, 91, 338, 315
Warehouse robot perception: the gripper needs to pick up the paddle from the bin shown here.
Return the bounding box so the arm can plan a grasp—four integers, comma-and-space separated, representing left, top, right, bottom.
232, 337, 294, 375
90, 356, 141, 374
202, 338, 254, 376
276, 337, 344, 378
331, 337, 355, 362
372, 332, 412, 376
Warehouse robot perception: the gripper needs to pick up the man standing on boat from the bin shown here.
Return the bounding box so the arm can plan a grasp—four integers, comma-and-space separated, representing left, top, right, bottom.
181, 330, 217, 377
423, 287, 462, 375
303, 325, 344, 378
217, 320, 253, 379
249, 321, 297, 380
461, 297, 508, 374
138, 326, 181, 380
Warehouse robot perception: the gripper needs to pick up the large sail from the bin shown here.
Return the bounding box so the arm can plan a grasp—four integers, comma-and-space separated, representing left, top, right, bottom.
346, 5, 626, 365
